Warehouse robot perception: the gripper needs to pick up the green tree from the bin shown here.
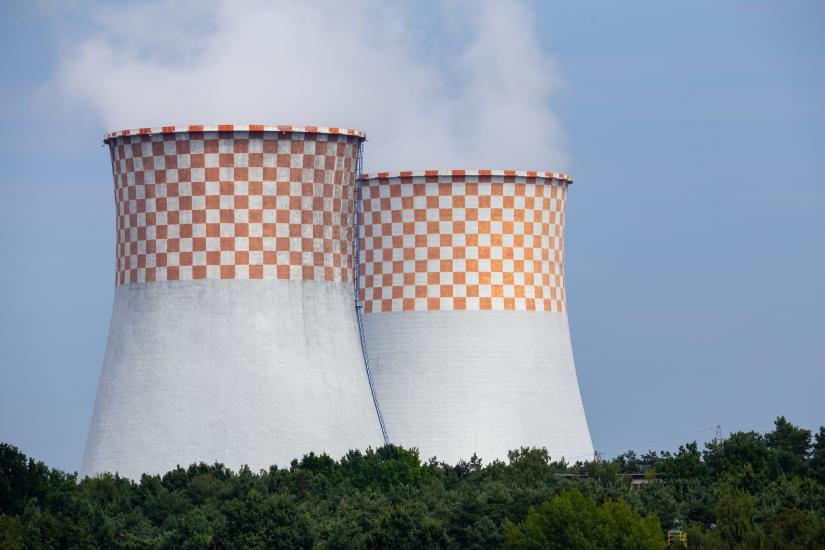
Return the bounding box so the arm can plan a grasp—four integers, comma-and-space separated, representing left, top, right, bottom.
810, 427, 825, 485
766, 417, 812, 477
713, 490, 766, 549
502, 489, 664, 550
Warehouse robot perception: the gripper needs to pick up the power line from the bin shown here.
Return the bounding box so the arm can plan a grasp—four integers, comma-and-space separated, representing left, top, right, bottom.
564, 426, 718, 462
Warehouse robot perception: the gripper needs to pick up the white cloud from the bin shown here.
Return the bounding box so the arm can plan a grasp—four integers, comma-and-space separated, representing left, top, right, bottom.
51, 0, 568, 172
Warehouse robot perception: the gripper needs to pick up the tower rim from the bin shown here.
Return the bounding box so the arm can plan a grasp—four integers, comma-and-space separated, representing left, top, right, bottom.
358, 169, 573, 184
103, 124, 367, 144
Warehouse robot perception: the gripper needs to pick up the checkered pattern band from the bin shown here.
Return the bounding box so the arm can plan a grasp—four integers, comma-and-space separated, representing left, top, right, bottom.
109, 128, 362, 285
357, 172, 569, 313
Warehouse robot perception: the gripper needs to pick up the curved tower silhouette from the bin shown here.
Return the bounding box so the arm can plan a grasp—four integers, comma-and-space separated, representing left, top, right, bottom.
82, 125, 384, 479
356, 169, 592, 464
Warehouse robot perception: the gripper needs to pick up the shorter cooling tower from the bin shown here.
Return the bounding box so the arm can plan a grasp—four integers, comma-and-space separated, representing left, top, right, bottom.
357, 170, 593, 464
82, 125, 384, 479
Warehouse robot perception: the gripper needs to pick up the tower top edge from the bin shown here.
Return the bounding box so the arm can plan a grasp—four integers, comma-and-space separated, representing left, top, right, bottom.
104, 125, 367, 143
358, 170, 573, 184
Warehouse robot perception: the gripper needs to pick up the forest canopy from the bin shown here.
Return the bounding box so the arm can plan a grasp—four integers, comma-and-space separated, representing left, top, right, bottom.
1, 417, 824, 549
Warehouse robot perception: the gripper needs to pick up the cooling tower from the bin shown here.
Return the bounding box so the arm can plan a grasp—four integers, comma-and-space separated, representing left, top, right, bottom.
357, 169, 593, 464
81, 125, 384, 479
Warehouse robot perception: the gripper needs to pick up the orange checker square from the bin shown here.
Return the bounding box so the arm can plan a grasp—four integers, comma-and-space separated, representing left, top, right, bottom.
234, 195, 248, 209
219, 181, 234, 195
232, 139, 248, 153
219, 153, 234, 167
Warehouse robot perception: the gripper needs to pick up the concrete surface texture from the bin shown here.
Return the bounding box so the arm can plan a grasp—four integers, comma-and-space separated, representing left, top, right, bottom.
81, 279, 384, 479
363, 310, 593, 464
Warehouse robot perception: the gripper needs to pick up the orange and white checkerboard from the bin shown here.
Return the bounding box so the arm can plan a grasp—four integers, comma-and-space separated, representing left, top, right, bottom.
357, 170, 571, 313
108, 126, 363, 285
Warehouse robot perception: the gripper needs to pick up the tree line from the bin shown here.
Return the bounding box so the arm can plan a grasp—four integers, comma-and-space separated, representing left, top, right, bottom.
1, 417, 824, 549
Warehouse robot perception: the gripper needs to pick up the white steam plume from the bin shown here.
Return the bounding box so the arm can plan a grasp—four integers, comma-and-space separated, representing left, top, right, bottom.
51, 0, 568, 172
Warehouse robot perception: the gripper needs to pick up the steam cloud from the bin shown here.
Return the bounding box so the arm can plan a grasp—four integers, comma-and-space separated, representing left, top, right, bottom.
52, 0, 568, 172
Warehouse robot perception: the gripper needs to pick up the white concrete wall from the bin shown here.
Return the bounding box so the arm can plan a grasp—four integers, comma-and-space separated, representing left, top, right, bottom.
81, 279, 384, 479
364, 310, 593, 464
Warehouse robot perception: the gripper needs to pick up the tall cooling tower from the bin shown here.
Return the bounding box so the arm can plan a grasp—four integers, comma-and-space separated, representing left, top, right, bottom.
82, 125, 384, 479
357, 169, 593, 464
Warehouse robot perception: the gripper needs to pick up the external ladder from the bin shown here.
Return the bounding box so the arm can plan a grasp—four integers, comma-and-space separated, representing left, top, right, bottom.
353, 142, 390, 445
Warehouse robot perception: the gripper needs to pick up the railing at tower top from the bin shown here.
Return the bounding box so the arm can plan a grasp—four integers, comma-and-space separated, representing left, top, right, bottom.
353, 142, 390, 445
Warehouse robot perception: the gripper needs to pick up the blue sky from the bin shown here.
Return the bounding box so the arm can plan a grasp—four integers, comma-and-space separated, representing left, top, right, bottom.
0, 1, 823, 472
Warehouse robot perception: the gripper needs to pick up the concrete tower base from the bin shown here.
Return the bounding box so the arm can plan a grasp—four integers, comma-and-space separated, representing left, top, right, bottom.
81, 279, 384, 479
364, 310, 593, 465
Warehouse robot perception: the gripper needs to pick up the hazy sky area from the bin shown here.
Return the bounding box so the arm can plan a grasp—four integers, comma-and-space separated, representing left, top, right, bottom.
0, 1, 823, 472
